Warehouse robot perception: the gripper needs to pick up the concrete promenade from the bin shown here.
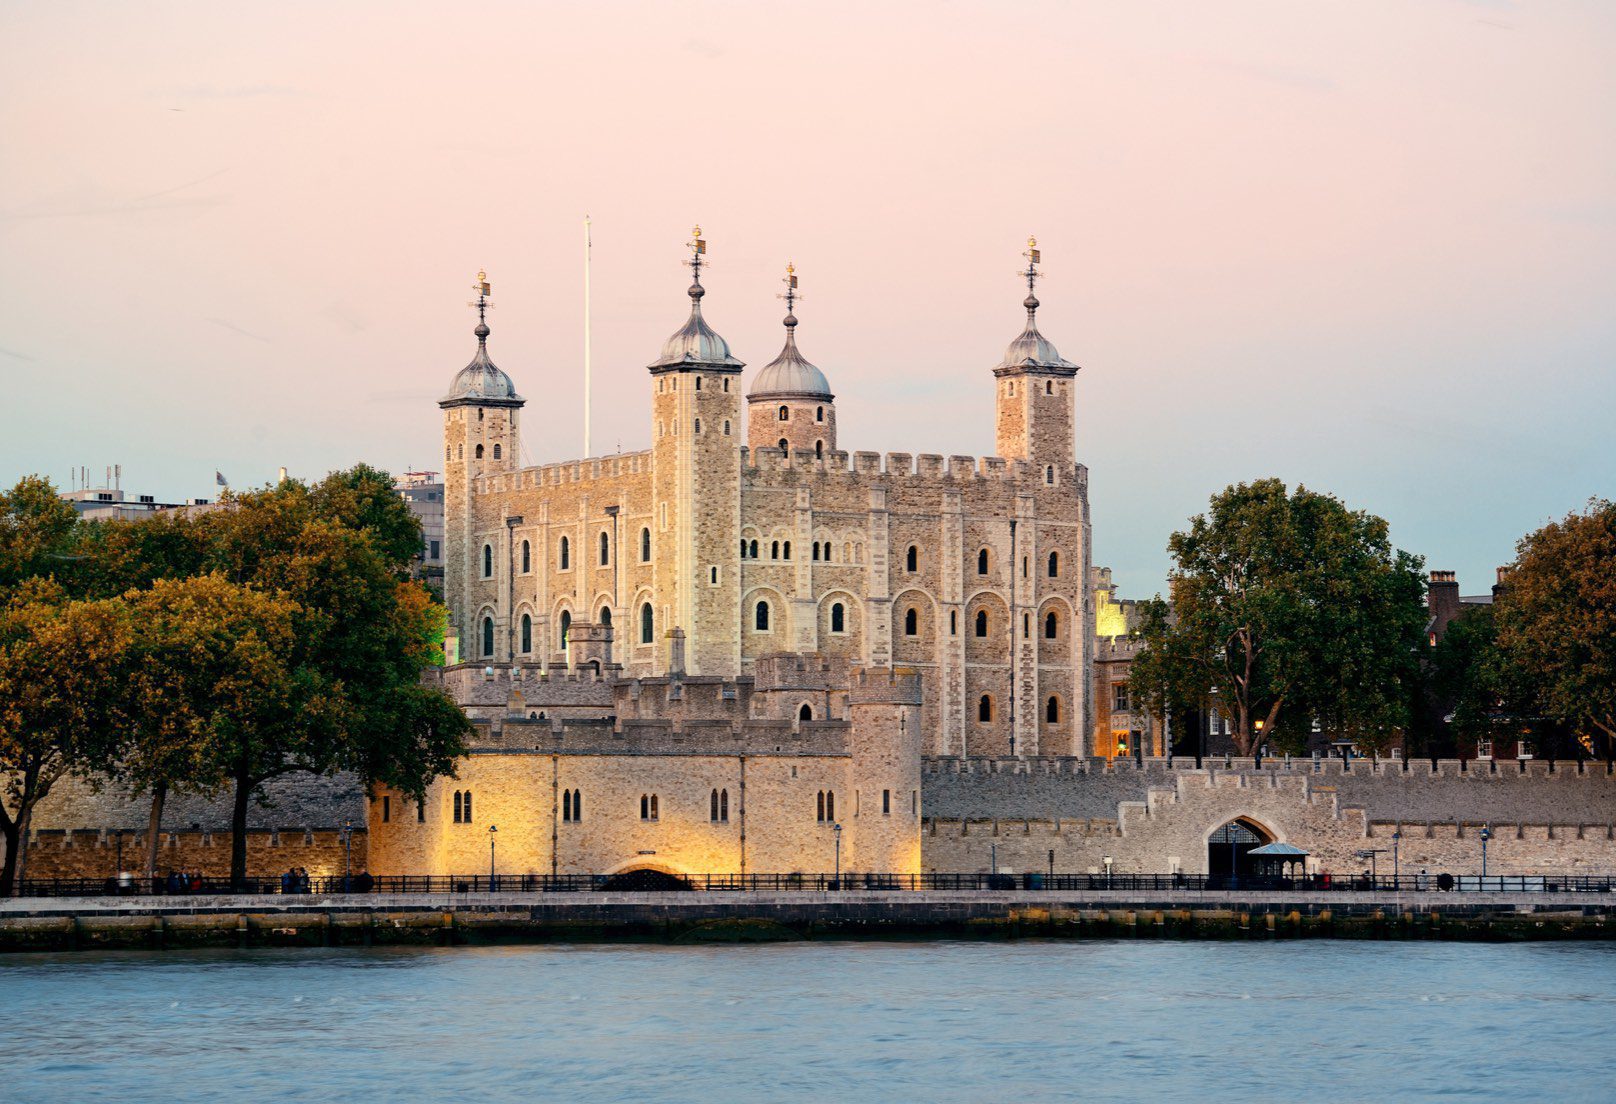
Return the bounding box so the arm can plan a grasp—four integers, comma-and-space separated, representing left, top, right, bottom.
3, 888, 1613, 949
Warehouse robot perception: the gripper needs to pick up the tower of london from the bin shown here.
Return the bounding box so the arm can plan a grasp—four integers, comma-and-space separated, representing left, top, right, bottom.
438, 233, 1093, 761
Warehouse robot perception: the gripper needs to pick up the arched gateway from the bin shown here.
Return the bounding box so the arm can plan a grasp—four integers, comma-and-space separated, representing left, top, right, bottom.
1207, 818, 1275, 882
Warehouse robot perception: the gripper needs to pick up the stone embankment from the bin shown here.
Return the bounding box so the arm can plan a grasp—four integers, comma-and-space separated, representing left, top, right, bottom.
2, 890, 1611, 950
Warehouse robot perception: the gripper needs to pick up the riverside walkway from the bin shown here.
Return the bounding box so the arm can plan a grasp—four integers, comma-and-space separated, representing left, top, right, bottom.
3, 887, 1612, 949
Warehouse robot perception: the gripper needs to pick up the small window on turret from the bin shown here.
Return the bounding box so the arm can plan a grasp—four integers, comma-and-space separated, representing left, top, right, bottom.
475, 444, 484, 459
1046, 380, 1053, 395
1008, 382, 1015, 397
494, 444, 502, 459
1045, 465, 1054, 485
816, 406, 824, 422
694, 418, 701, 434
815, 441, 823, 459
696, 376, 703, 391
723, 420, 731, 436
779, 406, 789, 421
723, 378, 729, 392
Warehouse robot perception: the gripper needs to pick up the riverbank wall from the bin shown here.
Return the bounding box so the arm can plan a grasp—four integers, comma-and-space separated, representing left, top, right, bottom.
2, 890, 1612, 951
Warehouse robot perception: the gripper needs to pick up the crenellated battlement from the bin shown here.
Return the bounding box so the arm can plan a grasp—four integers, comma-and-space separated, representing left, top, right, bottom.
738, 445, 1088, 492
466, 713, 854, 757
476, 449, 652, 495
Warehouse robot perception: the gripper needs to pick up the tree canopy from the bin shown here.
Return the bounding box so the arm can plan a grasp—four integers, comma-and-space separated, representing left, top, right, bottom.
0, 469, 470, 892
1493, 499, 1616, 758
1130, 479, 1427, 755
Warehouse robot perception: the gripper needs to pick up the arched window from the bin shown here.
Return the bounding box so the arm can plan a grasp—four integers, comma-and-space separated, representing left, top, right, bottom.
1046, 379, 1054, 395
817, 791, 825, 822
1048, 551, 1059, 577
771, 540, 780, 559
749, 539, 759, 559
463, 791, 472, 822
521, 539, 531, 573
978, 694, 993, 722
481, 616, 494, 658
639, 603, 654, 644
711, 788, 719, 821
950, 610, 958, 635
641, 528, 651, 561
693, 417, 701, 434
573, 790, 581, 821
799, 703, 812, 722
720, 789, 728, 822
1046, 696, 1060, 724
815, 440, 823, 459
559, 536, 570, 571
779, 406, 790, 421
1024, 612, 1031, 637
559, 609, 571, 649
815, 406, 824, 422
453, 791, 462, 823
1045, 465, 1054, 485
906, 545, 918, 572
977, 548, 989, 575
482, 544, 493, 578
826, 791, 834, 821
904, 607, 918, 636
723, 420, 731, 436
755, 601, 771, 631
562, 789, 572, 822
599, 606, 611, 627
812, 543, 820, 561
493, 444, 502, 459
520, 613, 532, 654
783, 541, 791, 560
1045, 611, 1059, 639
778, 438, 789, 452
475, 444, 484, 459
598, 532, 609, 566
975, 609, 988, 637
830, 602, 845, 633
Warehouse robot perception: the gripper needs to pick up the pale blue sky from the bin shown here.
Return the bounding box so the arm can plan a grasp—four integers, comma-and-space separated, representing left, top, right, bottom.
2, 1, 1611, 597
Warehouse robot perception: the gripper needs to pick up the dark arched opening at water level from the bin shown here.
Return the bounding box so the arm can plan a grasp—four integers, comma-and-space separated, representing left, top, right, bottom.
1207, 818, 1274, 886
600, 868, 694, 892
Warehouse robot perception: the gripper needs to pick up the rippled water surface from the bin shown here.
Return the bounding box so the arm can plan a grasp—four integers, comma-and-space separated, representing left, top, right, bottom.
5, 940, 1614, 1103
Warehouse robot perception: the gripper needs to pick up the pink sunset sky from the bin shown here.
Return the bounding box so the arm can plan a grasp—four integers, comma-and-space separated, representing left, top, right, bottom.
2, 1, 1612, 596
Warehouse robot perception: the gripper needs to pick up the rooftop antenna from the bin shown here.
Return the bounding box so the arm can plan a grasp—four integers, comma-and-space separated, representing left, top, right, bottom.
591, 216, 597, 459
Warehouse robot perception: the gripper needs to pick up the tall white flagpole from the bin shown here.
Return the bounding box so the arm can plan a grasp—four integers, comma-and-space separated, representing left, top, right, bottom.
583, 214, 593, 458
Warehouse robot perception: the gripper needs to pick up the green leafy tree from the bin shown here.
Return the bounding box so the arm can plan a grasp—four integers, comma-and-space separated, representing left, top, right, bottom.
1493, 499, 1616, 760
1131, 479, 1427, 755
0, 584, 132, 895
187, 471, 467, 882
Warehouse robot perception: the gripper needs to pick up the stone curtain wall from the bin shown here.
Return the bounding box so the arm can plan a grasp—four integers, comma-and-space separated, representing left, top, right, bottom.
921, 758, 1616, 876
29, 773, 367, 833
23, 829, 367, 881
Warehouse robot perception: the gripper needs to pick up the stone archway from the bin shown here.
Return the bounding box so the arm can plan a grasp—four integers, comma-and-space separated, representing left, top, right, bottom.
1207, 817, 1275, 883
601, 867, 693, 892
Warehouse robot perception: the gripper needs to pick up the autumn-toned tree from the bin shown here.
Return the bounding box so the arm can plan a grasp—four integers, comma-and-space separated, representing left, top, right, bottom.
0, 584, 131, 896
1494, 499, 1616, 761
0, 476, 79, 596
117, 575, 304, 880
1131, 479, 1427, 755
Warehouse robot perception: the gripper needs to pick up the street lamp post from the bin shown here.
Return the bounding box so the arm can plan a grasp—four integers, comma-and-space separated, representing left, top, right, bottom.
489, 824, 498, 890
341, 818, 353, 893
1392, 829, 1402, 884
1104, 856, 1114, 889
114, 829, 125, 889
1479, 824, 1492, 881
833, 823, 842, 890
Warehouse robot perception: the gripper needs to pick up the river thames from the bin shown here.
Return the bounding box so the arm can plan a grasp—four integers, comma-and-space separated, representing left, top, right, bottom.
6, 940, 1613, 1102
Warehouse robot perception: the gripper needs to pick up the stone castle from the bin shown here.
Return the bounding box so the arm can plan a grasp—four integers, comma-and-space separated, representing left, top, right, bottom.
15, 234, 1616, 886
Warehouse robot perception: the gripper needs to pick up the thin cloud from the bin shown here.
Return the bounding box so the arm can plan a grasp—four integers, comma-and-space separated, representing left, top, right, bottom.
206, 318, 272, 343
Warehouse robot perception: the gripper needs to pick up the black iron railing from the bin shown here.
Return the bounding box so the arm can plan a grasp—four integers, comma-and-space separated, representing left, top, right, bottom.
12, 871, 1616, 898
